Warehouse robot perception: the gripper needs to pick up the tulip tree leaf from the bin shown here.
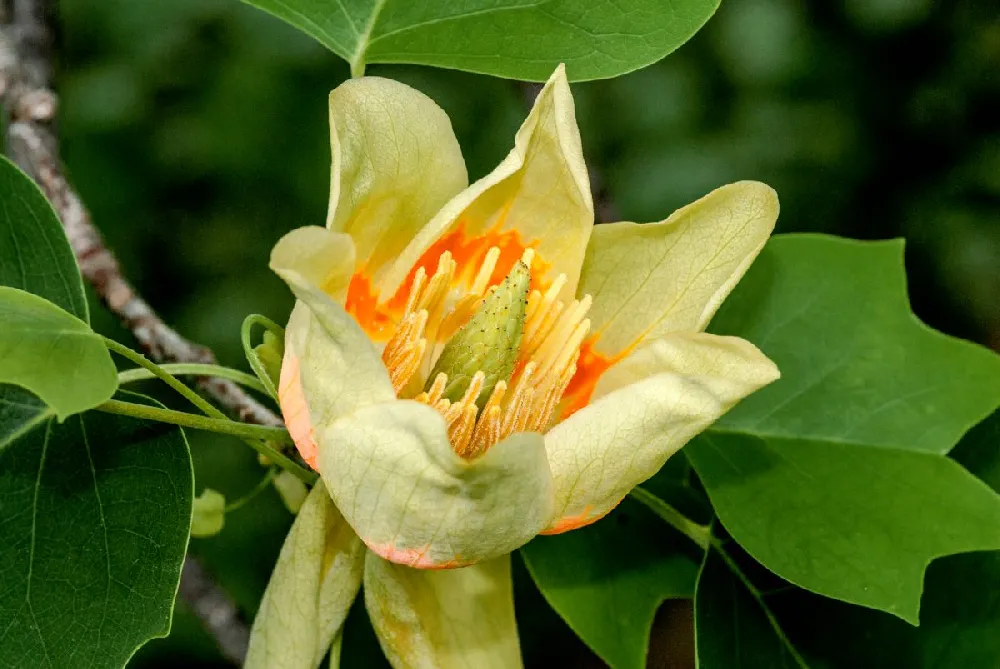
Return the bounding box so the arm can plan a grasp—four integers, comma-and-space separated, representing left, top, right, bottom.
521, 497, 701, 669
0, 287, 118, 420
0, 385, 51, 452
710, 234, 1000, 454
771, 411, 1000, 669
694, 547, 806, 669
0, 392, 193, 668
0, 154, 98, 434
0, 155, 87, 320
240, 0, 722, 81
687, 430, 1000, 624
683, 234, 1000, 622
772, 551, 1000, 669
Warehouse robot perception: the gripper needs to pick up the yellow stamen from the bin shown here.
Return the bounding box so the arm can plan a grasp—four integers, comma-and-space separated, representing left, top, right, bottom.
378, 243, 591, 459
403, 267, 427, 316
471, 247, 501, 295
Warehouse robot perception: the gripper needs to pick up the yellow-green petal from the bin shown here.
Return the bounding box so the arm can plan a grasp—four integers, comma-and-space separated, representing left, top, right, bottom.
271, 226, 357, 304
317, 400, 554, 568
327, 77, 468, 293
364, 552, 522, 669
246, 486, 365, 669
270, 252, 395, 468
580, 181, 779, 356
543, 332, 779, 534
384, 64, 593, 301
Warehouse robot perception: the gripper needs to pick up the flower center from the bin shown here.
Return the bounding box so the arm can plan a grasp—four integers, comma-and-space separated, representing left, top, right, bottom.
379, 246, 592, 459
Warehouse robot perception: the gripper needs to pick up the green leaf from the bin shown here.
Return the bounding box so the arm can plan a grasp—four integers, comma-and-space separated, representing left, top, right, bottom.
711, 234, 1000, 455
772, 553, 1000, 669
240, 0, 722, 81
0, 286, 118, 419
0, 155, 87, 320
687, 430, 1000, 624
0, 392, 193, 668
772, 411, 1000, 669
683, 234, 1000, 622
0, 159, 91, 444
694, 547, 807, 669
0, 384, 52, 452
521, 497, 701, 669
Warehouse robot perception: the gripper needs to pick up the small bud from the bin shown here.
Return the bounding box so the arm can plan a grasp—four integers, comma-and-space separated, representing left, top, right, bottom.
273, 471, 308, 514
254, 330, 284, 391
426, 261, 530, 409
191, 489, 226, 538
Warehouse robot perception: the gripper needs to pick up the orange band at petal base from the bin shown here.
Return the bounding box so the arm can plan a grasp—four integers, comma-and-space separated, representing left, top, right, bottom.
277, 352, 319, 470
541, 498, 622, 535
345, 272, 396, 340
559, 337, 631, 420
345, 221, 551, 342
365, 540, 471, 570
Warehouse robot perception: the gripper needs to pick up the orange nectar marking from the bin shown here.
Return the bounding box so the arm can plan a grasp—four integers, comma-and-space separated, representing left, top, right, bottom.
345, 272, 395, 340
540, 498, 623, 535
394, 247, 590, 459
366, 541, 470, 570
350, 228, 590, 460
559, 337, 633, 420
277, 352, 319, 470
344, 221, 552, 341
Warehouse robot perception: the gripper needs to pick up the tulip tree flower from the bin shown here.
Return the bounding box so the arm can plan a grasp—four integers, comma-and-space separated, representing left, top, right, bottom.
246, 65, 780, 669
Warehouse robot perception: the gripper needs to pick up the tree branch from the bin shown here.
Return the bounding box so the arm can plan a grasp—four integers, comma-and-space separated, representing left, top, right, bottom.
1, 8, 286, 431
1, 3, 255, 664
179, 556, 251, 665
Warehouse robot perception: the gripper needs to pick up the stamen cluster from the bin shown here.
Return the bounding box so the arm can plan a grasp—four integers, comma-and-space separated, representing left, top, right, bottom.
380, 246, 592, 458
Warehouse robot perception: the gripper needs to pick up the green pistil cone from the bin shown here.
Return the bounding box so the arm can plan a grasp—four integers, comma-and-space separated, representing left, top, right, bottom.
427, 261, 530, 409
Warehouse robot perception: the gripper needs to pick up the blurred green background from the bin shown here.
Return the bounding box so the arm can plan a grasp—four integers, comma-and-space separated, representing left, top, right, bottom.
52, 0, 999, 666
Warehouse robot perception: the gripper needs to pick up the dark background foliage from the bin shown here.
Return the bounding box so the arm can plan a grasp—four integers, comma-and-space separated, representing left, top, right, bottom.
52, 0, 999, 666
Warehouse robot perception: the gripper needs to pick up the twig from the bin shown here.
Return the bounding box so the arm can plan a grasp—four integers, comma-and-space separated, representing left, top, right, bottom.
179, 556, 251, 665
0, 14, 284, 432
1, 2, 255, 663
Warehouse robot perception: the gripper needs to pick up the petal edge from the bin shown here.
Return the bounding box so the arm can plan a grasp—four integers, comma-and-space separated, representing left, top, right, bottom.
318, 400, 554, 568
544, 332, 779, 532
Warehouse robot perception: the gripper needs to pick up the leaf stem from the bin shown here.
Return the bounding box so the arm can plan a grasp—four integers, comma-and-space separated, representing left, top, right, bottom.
118, 363, 267, 394
225, 468, 279, 513
104, 337, 227, 420
96, 398, 288, 441
710, 537, 811, 668
629, 485, 712, 550
95, 399, 316, 484
103, 337, 316, 484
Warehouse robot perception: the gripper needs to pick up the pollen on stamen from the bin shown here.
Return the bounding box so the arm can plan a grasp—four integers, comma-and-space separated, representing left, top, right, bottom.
471, 247, 501, 296
379, 241, 592, 460
381, 309, 429, 394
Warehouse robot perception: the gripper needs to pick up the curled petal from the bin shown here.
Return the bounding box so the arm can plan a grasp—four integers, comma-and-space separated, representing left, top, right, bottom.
365, 552, 522, 669
271, 226, 357, 303
317, 400, 554, 568
246, 486, 365, 669
544, 332, 779, 533
580, 181, 779, 357
327, 77, 468, 292
384, 64, 593, 303
271, 265, 395, 468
